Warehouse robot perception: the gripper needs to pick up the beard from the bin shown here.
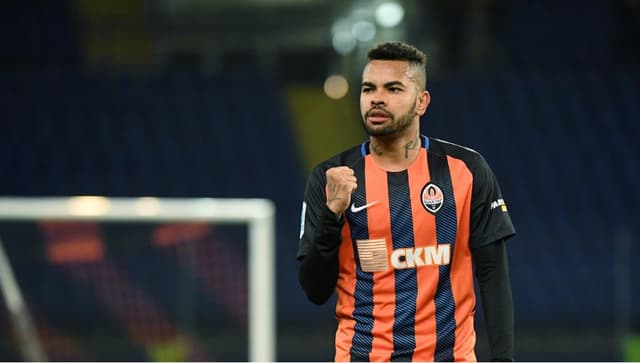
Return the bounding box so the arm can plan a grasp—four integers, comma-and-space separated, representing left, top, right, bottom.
362, 100, 418, 137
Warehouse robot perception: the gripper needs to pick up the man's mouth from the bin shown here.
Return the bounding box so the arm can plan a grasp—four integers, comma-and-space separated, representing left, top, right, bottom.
366, 109, 392, 123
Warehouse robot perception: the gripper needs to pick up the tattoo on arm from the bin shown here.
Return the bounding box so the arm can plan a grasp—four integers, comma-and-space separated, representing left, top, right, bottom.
327, 184, 342, 203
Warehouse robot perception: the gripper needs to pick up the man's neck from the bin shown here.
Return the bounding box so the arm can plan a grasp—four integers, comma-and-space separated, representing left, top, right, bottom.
369, 129, 422, 172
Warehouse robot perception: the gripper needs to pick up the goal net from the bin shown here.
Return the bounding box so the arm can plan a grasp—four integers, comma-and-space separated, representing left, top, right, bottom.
0, 196, 275, 362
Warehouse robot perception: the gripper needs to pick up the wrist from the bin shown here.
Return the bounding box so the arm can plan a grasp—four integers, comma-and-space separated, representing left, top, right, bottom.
322, 203, 345, 225
326, 201, 345, 217
313, 204, 345, 255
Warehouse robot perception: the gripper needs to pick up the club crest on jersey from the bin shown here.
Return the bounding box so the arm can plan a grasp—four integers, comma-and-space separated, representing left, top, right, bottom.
421, 182, 444, 214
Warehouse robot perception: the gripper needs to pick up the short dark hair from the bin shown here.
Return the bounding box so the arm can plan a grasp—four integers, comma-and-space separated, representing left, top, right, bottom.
367, 41, 427, 64
366, 41, 427, 89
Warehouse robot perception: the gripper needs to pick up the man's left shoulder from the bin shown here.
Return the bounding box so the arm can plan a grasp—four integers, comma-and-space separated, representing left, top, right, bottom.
428, 137, 485, 165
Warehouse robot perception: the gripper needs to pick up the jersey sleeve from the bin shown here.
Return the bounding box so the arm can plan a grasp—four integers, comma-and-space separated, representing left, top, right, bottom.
469, 154, 516, 249
296, 164, 329, 259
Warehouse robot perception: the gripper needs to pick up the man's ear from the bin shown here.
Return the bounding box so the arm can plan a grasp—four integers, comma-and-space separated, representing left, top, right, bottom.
417, 90, 431, 116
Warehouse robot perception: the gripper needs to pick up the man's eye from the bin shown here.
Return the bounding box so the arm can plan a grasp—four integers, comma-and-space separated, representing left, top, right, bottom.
362, 88, 372, 93
389, 87, 401, 93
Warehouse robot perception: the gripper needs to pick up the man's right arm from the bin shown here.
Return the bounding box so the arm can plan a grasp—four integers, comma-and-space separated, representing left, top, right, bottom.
297, 165, 356, 305
298, 204, 344, 305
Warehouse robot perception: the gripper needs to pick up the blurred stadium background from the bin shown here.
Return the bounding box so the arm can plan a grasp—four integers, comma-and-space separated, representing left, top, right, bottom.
1, 0, 639, 361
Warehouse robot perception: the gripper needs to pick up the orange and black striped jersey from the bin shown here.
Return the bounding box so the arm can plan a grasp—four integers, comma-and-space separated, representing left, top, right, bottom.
297, 136, 516, 362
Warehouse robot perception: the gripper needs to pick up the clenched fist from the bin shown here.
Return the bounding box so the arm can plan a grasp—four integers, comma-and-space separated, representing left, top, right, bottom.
325, 166, 357, 215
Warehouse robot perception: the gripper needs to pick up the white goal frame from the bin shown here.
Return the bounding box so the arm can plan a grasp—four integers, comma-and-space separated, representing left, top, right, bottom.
0, 196, 276, 362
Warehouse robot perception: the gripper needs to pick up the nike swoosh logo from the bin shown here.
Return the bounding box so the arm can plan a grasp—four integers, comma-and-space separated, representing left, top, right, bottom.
350, 200, 380, 213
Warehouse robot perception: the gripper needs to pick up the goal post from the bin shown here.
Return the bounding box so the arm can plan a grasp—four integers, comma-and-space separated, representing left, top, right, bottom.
0, 196, 276, 362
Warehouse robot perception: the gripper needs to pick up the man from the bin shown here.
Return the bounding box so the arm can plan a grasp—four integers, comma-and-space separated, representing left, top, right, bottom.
297, 41, 515, 362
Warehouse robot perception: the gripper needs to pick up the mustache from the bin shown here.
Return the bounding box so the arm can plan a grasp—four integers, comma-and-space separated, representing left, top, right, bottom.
365, 106, 393, 118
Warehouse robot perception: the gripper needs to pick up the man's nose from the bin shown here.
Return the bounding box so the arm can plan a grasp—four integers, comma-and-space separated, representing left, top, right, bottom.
371, 97, 385, 106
